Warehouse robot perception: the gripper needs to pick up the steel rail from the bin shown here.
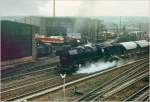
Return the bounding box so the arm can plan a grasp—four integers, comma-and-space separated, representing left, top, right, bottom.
93, 69, 149, 101
139, 93, 149, 101
2, 58, 148, 101
124, 85, 149, 101
1, 76, 60, 93
77, 59, 148, 101
86, 64, 149, 101
1, 65, 56, 81
1, 66, 57, 91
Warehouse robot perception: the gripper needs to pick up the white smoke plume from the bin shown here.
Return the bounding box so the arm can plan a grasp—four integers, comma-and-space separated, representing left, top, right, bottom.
77, 60, 117, 74
76, 57, 134, 74
77, 1, 97, 17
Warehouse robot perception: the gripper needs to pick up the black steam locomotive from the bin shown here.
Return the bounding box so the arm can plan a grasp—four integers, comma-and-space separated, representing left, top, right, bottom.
57, 40, 149, 73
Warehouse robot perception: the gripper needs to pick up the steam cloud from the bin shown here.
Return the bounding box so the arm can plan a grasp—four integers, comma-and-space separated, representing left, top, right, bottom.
76, 58, 128, 74
77, 60, 117, 74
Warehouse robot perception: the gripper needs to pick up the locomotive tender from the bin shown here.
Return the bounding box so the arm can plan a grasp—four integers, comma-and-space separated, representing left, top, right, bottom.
57, 40, 149, 73
36, 42, 52, 57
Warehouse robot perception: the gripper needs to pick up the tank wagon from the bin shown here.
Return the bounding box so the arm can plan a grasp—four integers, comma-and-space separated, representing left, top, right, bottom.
1, 20, 39, 67
57, 40, 149, 73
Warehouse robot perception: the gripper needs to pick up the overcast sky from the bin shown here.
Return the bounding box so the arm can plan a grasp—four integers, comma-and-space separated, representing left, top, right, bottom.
0, 0, 149, 16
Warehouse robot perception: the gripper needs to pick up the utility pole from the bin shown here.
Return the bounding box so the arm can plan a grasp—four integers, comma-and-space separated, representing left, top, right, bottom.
53, 0, 55, 17
120, 16, 122, 34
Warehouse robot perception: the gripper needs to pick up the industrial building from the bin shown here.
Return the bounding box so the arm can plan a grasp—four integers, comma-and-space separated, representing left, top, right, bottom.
1, 16, 107, 42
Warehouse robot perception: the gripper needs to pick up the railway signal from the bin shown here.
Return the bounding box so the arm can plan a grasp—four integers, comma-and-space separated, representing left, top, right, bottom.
60, 73, 66, 101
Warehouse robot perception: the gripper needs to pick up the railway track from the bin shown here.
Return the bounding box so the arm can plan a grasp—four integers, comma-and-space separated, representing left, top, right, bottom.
1, 58, 149, 101
1, 64, 59, 101
1, 56, 59, 79
5, 58, 147, 101
98, 72, 149, 101
124, 85, 149, 101
1, 66, 57, 91
77, 59, 149, 101
1, 66, 56, 82
1, 72, 86, 101
1, 61, 58, 91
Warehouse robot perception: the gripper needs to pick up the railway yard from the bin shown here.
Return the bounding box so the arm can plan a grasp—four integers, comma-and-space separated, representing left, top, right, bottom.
1, 17, 149, 102
1, 55, 149, 101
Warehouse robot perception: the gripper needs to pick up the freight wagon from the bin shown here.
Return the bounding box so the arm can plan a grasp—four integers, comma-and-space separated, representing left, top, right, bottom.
1, 20, 39, 67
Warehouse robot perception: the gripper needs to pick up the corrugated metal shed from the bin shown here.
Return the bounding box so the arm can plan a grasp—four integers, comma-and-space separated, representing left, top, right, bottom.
1, 20, 39, 66
120, 42, 137, 50
135, 40, 149, 48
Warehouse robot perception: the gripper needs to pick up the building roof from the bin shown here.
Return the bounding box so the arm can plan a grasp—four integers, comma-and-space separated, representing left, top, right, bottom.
120, 42, 137, 50
135, 40, 149, 48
